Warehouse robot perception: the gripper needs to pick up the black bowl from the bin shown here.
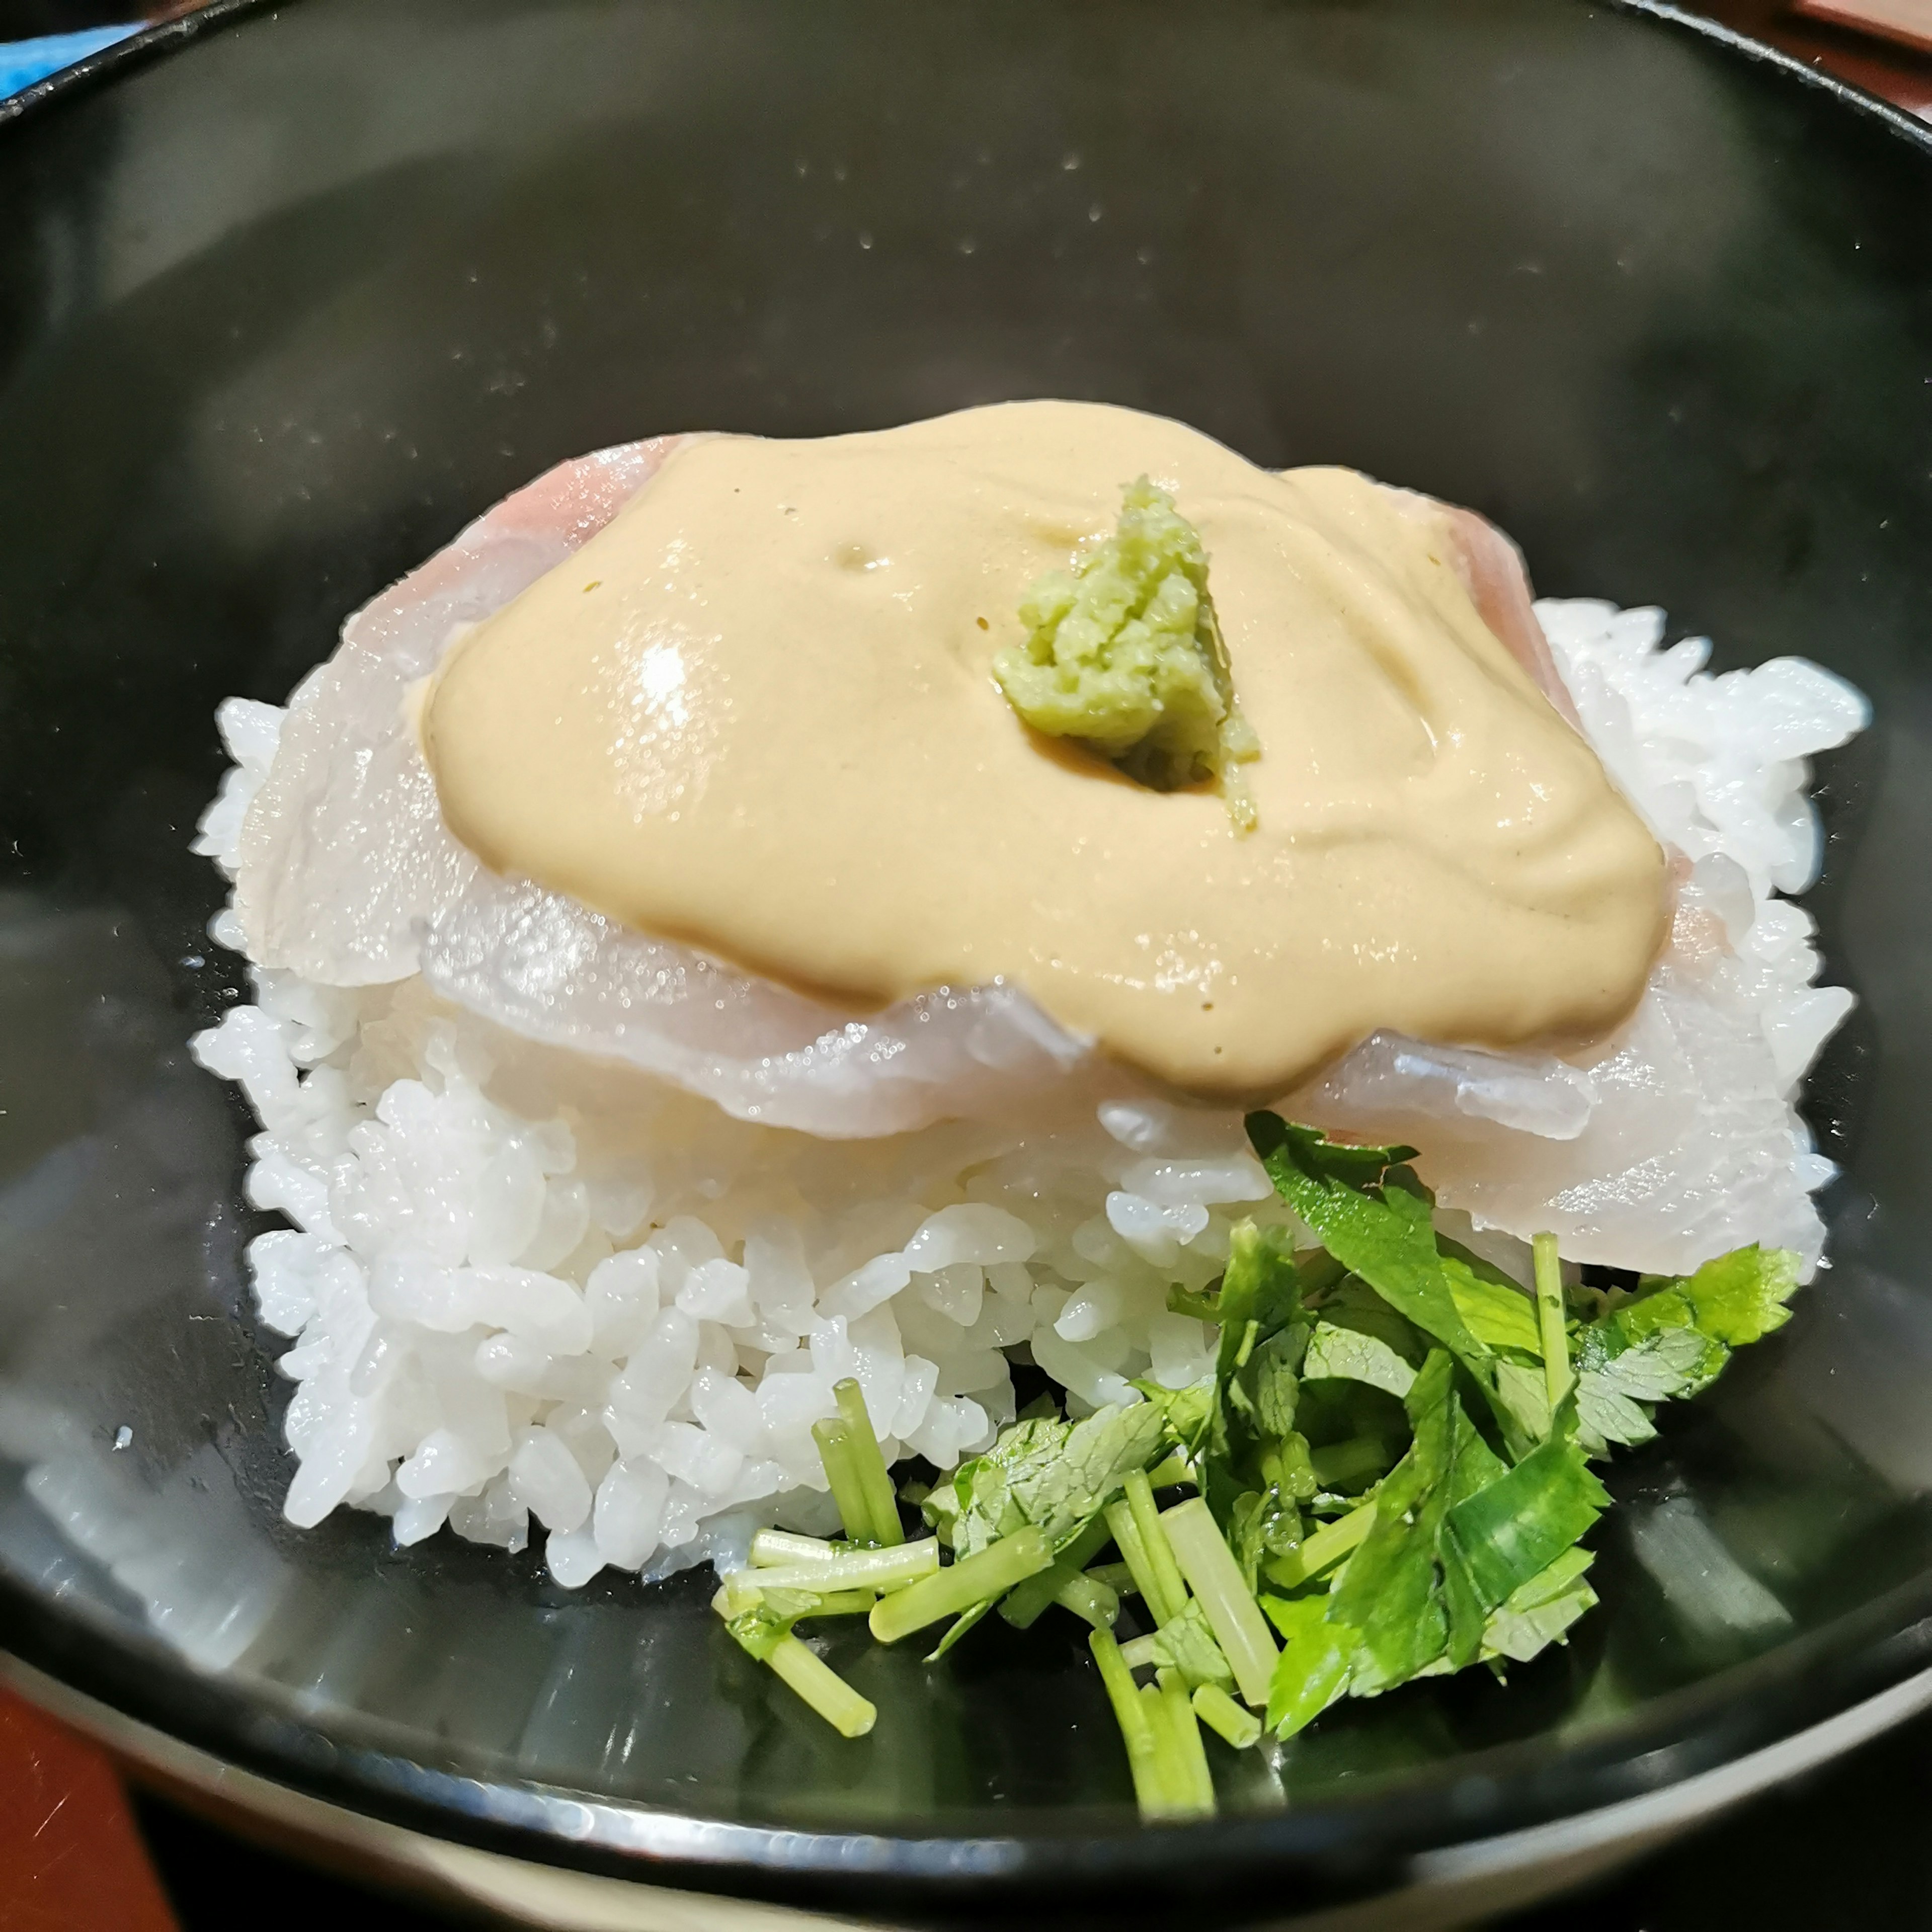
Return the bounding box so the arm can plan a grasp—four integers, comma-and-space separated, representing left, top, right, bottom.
4, 1, 1932, 1924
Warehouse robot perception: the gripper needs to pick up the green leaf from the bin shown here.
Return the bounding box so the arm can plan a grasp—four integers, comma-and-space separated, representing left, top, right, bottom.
1440, 1392, 1508, 1666
924, 1595, 997, 1662
1012, 1401, 1169, 1541
1251, 1328, 1306, 1436
1491, 1359, 1552, 1443
1595, 1323, 1723, 1402
1227, 1485, 1304, 1592
942, 1399, 1167, 1557
1134, 1375, 1216, 1457
1302, 1319, 1418, 1399
1611, 1245, 1798, 1351
1573, 1323, 1732, 1453
1314, 1277, 1427, 1362
1561, 1243, 1799, 1458
1192, 1218, 1319, 1523
1574, 1375, 1656, 1452
1482, 1548, 1598, 1663
1326, 1350, 1475, 1691
1247, 1116, 1417, 1189
1215, 1218, 1306, 1384
1441, 1250, 1544, 1356
1663, 1244, 1801, 1346
1262, 1596, 1359, 1737
918, 1472, 965, 1546
1441, 1435, 1611, 1614
1146, 1597, 1235, 1688
725, 1599, 798, 1663
1245, 1115, 1489, 1367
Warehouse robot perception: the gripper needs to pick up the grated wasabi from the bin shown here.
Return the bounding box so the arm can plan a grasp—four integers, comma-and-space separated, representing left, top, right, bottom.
994, 476, 1260, 828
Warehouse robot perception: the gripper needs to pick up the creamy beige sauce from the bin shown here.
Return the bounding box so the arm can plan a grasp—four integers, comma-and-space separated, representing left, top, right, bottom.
423, 400, 1668, 1103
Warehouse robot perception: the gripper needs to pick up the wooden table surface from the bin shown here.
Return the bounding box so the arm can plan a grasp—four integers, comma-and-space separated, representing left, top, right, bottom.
0, 1692, 177, 1931
1695, 0, 1932, 116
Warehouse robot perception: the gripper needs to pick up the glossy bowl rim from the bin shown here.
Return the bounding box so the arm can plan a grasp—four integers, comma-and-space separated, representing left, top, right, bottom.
12, 1651, 1932, 1929
3, 0, 1932, 1909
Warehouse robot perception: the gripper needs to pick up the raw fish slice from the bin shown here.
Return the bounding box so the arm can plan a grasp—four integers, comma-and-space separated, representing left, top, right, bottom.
1300, 873, 1835, 1275
1379, 485, 1578, 725
229, 437, 1110, 1134
234, 440, 676, 984
1294, 601, 1869, 1278
420, 871, 1106, 1138
1297, 1031, 1598, 1144
223, 440, 1861, 1267
1439, 505, 1581, 727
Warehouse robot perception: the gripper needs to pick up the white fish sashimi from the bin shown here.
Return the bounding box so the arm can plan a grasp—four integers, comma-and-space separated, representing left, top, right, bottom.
221, 443, 1865, 1271
420, 871, 1103, 1137
1299, 603, 1866, 1277
233, 439, 675, 986
1302, 867, 1842, 1276
227, 437, 1110, 1137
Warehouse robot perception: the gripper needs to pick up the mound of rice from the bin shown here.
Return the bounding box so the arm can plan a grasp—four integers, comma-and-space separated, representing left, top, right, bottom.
189, 597, 1866, 1586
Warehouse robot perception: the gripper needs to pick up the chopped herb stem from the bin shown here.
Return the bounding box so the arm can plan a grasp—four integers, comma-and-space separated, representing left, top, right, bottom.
1104, 1498, 1170, 1621
834, 1377, 905, 1546
750, 1528, 837, 1566
1088, 1561, 1137, 1595
1159, 1498, 1279, 1707
1191, 1682, 1262, 1750
999, 1516, 1115, 1630
1091, 1627, 1167, 1815
765, 1634, 876, 1738
1159, 1668, 1218, 1814
1137, 1682, 1209, 1818
797, 1589, 878, 1618
732, 1539, 938, 1596
1002, 1546, 1122, 1635
1054, 1570, 1120, 1629
718, 1573, 880, 1620
1139, 1684, 1185, 1812
1533, 1232, 1572, 1417
1166, 1283, 1220, 1322
1067, 1516, 1119, 1569
1118, 1633, 1163, 1670
717, 1575, 778, 1620
1122, 1473, 1191, 1625
868, 1526, 1052, 1644
1263, 1499, 1377, 1590
812, 1417, 878, 1545
1145, 1453, 1196, 1491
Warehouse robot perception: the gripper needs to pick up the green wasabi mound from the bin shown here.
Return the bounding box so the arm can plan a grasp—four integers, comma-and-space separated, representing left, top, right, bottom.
994, 477, 1260, 829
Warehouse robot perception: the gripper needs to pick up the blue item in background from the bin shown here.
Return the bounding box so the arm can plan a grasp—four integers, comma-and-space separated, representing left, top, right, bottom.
0, 24, 140, 98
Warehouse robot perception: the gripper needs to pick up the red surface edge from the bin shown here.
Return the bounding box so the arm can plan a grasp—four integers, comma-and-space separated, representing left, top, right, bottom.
0, 1690, 178, 1932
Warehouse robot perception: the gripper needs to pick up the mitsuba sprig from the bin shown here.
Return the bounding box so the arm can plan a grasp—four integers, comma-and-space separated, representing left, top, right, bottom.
712, 1114, 1799, 1818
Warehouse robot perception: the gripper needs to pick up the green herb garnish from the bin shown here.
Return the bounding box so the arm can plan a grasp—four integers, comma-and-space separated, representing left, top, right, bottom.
711, 1129, 1802, 1824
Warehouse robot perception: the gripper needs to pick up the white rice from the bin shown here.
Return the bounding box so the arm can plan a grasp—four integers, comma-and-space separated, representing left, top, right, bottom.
188, 597, 1868, 1585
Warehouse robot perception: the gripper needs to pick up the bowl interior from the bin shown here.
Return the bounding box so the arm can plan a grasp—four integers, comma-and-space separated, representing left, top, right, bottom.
4, 0, 1932, 1909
